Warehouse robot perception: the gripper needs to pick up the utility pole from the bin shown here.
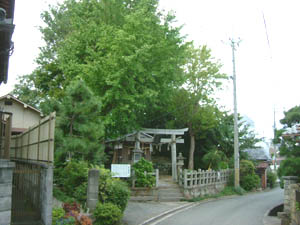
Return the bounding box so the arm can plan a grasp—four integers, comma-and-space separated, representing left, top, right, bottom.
230, 38, 241, 188
273, 107, 277, 170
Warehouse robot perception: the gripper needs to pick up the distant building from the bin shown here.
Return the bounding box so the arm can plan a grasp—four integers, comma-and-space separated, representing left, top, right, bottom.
0, 94, 42, 134
243, 148, 272, 189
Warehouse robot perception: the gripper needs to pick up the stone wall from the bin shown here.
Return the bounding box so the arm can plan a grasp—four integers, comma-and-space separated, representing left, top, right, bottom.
0, 159, 15, 225
289, 184, 300, 225
279, 176, 299, 225
183, 183, 227, 199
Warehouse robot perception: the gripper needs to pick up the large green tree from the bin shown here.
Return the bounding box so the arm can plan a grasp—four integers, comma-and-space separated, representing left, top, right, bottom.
14, 0, 188, 138
167, 45, 227, 170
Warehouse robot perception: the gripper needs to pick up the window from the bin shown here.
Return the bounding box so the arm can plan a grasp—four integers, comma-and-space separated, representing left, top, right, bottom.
4, 100, 12, 106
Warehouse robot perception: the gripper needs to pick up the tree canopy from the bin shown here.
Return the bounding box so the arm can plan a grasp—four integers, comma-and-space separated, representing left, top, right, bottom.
12, 0, 262, 170
276, 105, 300, 179
19, 0, 188, 138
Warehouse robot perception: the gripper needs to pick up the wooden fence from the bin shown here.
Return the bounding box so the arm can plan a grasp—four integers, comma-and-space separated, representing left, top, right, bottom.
178, 169, 232, 189
9, 112, 56, 163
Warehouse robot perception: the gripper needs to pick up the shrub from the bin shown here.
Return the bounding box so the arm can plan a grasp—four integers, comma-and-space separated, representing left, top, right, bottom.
60, 161, 89, 194
52, 207, 65, 225
97, 167, 130, 212
53, 187, 75, 203
73, 182, 88, 205
132, 158, 155, 187
267, 171, 277, 188
240, 174, 260, 191
239, 160, 261, 191
93, 203, 122, 225
55, 160, 89, 204
104, 179, 130, 212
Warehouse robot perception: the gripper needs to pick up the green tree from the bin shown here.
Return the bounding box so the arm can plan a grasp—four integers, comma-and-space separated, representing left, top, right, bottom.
11, 74, 43, 109
216, 113, 262, 159
14, 0, 188, 138
277, 105, 300, 179
280, 106, 300, 127
168, 45, 227, 170
55, 79, 105, 164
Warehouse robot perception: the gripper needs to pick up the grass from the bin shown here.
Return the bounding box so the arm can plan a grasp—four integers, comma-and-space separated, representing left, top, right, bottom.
187, 186, 246, 202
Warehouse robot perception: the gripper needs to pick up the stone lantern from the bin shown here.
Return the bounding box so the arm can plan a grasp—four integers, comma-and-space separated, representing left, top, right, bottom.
177, 152, 185, 175
133, 149, 143, 163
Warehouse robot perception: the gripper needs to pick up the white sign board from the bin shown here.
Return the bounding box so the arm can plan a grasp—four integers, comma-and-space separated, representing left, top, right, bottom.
111, 164, 131, 178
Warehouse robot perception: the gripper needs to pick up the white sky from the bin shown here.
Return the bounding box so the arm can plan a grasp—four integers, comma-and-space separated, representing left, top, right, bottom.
1, 0, 300, 141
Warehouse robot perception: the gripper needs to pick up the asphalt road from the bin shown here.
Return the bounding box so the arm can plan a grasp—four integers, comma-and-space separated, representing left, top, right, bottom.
153, 187, 283, 225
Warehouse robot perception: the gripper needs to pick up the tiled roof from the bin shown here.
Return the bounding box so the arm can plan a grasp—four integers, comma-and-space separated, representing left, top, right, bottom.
243, 148, 272, 161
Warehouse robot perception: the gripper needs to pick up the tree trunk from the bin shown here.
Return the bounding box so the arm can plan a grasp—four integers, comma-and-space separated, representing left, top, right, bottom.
188, 132, 195, 170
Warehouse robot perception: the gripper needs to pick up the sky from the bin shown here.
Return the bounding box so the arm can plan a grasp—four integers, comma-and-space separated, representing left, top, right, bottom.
1, 0, 300, 142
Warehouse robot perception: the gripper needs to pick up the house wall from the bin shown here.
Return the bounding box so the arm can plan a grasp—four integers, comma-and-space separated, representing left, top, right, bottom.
0, 99, 41, 130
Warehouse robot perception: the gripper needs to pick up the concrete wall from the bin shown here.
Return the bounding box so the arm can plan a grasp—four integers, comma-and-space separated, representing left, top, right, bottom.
0, 159, 15, 225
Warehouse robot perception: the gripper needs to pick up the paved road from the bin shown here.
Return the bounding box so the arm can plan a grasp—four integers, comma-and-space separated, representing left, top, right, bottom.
153, 187, 283, 225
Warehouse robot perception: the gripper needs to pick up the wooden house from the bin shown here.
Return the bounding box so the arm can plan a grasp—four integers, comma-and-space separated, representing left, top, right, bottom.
0, 94, 42, 134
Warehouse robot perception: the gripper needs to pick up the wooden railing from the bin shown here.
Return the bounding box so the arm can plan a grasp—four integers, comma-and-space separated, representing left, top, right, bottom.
178, 169, 232, 189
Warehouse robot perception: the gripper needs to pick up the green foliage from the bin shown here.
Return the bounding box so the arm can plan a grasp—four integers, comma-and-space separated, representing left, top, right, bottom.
239, 160, 260, 191
54, 80, 105, 164
52, 207, 65, 225
278, 158, 300, 178
240, 160, 256, 176
93, 203, 122, 225
240, 174, 260, 191
277, 105, 300, 180
53, 187, 74, 203
202, 149, 228, 170
296, 202, 300, 211
280, 106, 300, 126
96, 167, 130, 212
132, 158, 155, 187
104, 179, 130, 212
267, 171, 277, 188
55, 160, 88, 204
14, 0, 188, 138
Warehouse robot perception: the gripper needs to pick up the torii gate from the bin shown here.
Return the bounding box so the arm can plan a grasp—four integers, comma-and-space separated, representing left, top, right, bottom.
135, 128, 189, 181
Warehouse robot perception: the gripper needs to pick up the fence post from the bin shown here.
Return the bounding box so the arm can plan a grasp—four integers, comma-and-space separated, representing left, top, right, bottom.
155, 169, 159, 188
87, 169, 99, 211
184, 169, 188, 189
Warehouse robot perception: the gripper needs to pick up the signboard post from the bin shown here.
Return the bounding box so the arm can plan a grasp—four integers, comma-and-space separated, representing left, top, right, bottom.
111, 164, 131, 178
